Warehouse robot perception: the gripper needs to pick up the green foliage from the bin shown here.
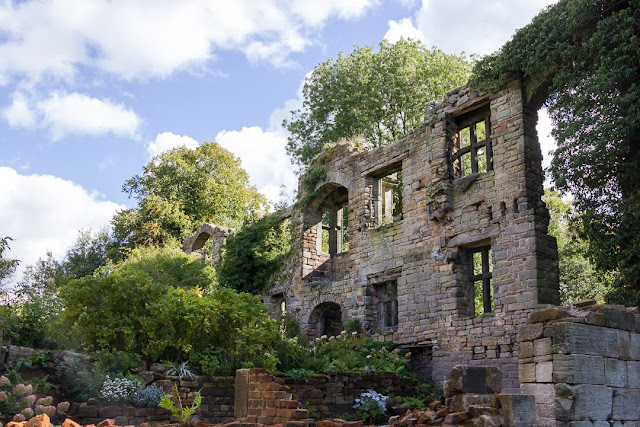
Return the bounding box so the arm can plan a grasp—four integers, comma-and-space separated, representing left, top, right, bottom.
218, 213, 292, 294
159, 385, 202, 427
62, 228, 112, 279
53, 359, 108, 402
111, 142, 268, 257
0, 375, 69, 423
132, 385, 165, 408
544, 190, 617, 304
471, 0, 639, 302
278, 331, 410, 376
0, 237, 19, 287
164, 361, 195, 380
60, 246, 280, 371
353, 390, 388, 424
343, 318, 362, 334
285, 39, 472, 166
400, 395, 427, 411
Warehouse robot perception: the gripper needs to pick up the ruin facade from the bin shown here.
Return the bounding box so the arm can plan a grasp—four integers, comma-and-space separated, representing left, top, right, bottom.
266, 80, 560, 393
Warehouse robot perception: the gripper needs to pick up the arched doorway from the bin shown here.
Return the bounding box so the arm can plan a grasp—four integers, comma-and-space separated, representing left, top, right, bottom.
309, 302, 343, 338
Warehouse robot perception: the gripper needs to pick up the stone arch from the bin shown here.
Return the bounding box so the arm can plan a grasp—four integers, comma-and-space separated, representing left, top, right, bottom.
182, 223, 233, 265
307, 301, 343, 339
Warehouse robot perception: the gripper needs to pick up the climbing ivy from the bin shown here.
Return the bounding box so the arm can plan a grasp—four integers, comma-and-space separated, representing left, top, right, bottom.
471, 0, 640, 304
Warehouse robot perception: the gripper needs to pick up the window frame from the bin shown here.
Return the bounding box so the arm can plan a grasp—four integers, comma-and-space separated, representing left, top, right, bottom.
471, 246, 493, 315
371, 164, 403, 226
454, 108, 492, 177
375, 281, 398, 332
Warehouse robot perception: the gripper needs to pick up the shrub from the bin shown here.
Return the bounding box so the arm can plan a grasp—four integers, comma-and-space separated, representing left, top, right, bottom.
100, 376, 139, 403
353, 390, 387, 424
0, 376, 69, 423
132, 385, 165, 408
159, 385, 201, 427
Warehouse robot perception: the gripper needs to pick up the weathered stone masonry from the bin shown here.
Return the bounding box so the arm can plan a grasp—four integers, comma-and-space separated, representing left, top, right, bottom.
267, 80, 559, 393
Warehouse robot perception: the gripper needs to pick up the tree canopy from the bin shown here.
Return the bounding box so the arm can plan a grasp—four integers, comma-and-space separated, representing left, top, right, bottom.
471, 0, 640, 304
284, 39, 472, 166
111, 142, 268, 255
0, 237, 19, 287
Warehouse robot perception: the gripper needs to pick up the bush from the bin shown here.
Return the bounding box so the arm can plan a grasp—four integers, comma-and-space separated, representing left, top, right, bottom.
132, 385, 165, 408
60, 246, 281, 371
353, 390, 387, 424
100, 376, 140, 403
0, 376, 69, 423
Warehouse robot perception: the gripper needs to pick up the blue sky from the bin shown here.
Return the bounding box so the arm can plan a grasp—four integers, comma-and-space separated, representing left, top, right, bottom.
0, 0, 557, 277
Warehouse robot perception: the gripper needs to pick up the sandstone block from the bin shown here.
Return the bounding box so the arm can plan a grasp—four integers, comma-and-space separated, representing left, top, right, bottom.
533, 338, 552, 357
499, 394, 535, 427
536, 361, 553, 383
552, 323, 619, 358
627, 360, 640, 387
612, 388, 640, 420
517, 324, 543, 343
601, 307, 636, 331
555, 383, 612, 421
553, 354, 604, 385
518, 363, 536, 383
62, 419, 81, 427
444, 365, 501, 397
604, 358, 627, 387
528, 307, 570, 324
25, 414, 49, 427
99, 406, 122, 418
77, 404, 99, 418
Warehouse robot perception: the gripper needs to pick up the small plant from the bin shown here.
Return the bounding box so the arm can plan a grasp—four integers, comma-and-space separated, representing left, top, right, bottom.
132, 385, 165, 408
164, 361, 195, 380
401, 395, 427, 411
0, 375, 69, 423
100, 376, 139, 403
353, 389, 388, 424
284, 368, 313, 383
159, 385, 201, 427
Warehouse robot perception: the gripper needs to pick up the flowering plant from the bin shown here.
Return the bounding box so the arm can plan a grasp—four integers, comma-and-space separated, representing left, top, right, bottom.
100, 376, 139, 403
353, 389, 388, 424
0, 376, 69, 423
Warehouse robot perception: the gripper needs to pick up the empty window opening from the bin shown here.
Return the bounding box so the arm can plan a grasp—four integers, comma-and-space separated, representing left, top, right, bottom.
373, 168, 403, 225
272, 293, 287, 317
454, 109, 492, 177
317, 205, 348, 256
472, 247, 494, 315
375, 281, 398, 331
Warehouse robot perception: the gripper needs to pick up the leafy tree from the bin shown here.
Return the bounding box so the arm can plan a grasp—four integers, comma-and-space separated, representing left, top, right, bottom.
543, 190, 616, 305
218, 213, 292, 294
62, 228, 112, 279
0, 237, 19, 287
11, 252, 66, 348
60, 247, 279, 370
284, 39, 472, 166
471, 0, 640, 304
111, 142, 268, 256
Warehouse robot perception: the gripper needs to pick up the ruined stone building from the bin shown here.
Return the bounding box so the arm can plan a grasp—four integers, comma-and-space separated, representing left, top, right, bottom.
185, 79, 560, 394
265, 80, 559, 393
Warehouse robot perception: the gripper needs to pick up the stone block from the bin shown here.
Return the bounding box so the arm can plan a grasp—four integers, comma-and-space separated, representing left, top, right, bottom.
528, 307, 570, 324
519, 363, 536, 383
631, 333, 640, 360
628, 360, 640, 388
536, 361, 553, 383
519, 341, 534, 359
77, 404, 99, 418
553, 354, 605, 385
534, 337, 552, 356
520, 383, 555, 405
518, 324, 544, 343
500, 394, 536, 427
604, 358, 627, 387
612, 387, 640, 420
234, 369, 250, 419
555, 383, 612, 421
443, 365, 501, 397
602, 307, 636, 331
552, 323, 619, 358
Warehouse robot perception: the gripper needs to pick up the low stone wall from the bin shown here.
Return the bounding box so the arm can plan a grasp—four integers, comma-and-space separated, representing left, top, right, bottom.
75, 366, 235, 426
280, 371, 417, 419
518, 303, 640, 426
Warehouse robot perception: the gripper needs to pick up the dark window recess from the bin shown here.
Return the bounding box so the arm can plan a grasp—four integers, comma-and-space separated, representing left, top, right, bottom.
376, 282, 398, 330
373, 168, 403, 225
472, 247, 494, 315
318, 205, 349, 255
454, 110, 492, 177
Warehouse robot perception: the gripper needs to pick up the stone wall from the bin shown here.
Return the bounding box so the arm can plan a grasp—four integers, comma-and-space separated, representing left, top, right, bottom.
280, 372, 417, 419
518, 303, 640, 426
74, 365, 235, 426
267, 80, 559, 394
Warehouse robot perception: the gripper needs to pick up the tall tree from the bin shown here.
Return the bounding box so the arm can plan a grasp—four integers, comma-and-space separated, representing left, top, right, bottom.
62, 228, 112, 279
111, 142, 268, 255
471, 0, 640, 304
0, 237, 19, 287
284, 39, 472, 166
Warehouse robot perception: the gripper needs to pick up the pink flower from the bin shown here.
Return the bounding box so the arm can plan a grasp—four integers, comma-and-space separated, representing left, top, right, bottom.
24, 385, 33, 395
43, 406, 56, 417
21, 407, 34, 419
36, 396, 53, 406
12, 384, 27, 396
0, 376, 10, 387
56, 401, 70, 413
23, 395, 37, 406
0, 391, 7, 403
12, 414, 26, 422
35, 405, 45, 415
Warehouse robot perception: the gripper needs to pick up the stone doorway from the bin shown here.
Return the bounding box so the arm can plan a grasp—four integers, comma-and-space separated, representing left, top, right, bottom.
309, 302, 343, 338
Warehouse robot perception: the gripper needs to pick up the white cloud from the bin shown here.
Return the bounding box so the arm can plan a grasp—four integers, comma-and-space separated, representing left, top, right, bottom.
384, 18, 426, 44
0, 0, 379, 85
215, 126, 297, 205
3, 91, 141, 140
415, 0, 558, 56
0, 167, 124, 283
147, 132, 200, 159
3, 93, 36, 128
